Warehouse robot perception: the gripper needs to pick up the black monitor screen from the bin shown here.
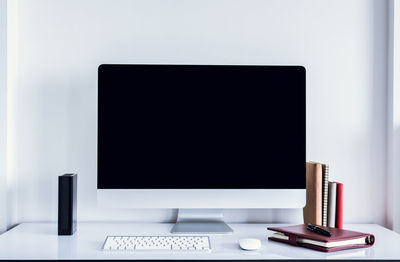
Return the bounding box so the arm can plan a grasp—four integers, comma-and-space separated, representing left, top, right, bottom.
97, 65, 305, 189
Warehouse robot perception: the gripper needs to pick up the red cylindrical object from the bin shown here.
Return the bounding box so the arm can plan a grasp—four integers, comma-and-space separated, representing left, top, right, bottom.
335, 182, 343, 229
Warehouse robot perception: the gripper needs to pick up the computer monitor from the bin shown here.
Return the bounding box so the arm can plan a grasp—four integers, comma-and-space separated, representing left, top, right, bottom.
97, 64, 306, 233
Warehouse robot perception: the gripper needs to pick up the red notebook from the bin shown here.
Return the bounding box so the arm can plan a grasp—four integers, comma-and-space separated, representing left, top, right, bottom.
335, 182, 343, 229
268, 224, 374, 252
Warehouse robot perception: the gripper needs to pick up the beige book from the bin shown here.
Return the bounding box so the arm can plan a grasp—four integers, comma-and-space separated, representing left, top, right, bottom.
303, 162, 323, 225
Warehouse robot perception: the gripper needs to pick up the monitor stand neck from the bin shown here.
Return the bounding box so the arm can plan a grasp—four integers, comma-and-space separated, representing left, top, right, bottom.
171, 209, 233, 234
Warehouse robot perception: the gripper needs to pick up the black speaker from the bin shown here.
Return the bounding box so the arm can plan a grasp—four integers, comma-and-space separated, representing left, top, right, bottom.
58, 173, 77, 235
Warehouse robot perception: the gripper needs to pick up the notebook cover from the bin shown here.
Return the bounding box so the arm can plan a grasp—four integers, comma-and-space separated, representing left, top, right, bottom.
335, 182, 343, 229
327, 182, 337, 227
303, 162, 322, 225
268, 224, 374, 252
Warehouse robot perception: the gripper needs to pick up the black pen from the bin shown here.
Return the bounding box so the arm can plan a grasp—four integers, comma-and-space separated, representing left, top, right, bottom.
306, 224, 332, 237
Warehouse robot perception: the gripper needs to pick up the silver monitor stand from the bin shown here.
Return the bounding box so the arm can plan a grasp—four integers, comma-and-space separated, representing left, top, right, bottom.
171, 209, 233, 234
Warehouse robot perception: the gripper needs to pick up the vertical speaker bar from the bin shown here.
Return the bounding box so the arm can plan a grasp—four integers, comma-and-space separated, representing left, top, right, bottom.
58, 174, 77, 235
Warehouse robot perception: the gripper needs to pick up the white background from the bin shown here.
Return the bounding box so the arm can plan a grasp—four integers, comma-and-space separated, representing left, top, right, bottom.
4, 0, 389, 226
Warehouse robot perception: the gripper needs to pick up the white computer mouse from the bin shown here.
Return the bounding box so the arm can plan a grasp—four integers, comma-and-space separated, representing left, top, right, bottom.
239, 238, 261, 251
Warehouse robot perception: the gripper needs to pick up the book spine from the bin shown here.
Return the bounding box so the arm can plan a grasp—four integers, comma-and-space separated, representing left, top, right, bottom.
327, 181, 337, 227
335, 182, 343, 229
303, 162, 323, 225
322, 164, 329, 227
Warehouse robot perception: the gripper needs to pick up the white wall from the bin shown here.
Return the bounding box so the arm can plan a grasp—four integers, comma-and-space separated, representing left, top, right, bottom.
387, 0, 400, 233
7, 0, 388, 226
0, 0, 7, 234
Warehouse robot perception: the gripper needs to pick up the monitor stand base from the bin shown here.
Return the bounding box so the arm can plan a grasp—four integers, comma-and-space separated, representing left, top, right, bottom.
171, 209, 233, 234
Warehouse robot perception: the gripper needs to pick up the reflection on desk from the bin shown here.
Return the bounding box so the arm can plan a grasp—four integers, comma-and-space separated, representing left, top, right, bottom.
0, 223, 397, 260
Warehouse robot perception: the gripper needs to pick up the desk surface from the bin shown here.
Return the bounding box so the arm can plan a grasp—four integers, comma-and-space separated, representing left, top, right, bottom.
0, 222, 399, 260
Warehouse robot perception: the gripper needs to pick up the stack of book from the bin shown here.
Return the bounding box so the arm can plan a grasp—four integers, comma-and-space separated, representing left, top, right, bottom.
268, 224, 374, 252
303, 162, 343, 228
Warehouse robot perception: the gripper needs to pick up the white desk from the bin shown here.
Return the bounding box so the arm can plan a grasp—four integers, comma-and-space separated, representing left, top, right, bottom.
0, 223, 399, 260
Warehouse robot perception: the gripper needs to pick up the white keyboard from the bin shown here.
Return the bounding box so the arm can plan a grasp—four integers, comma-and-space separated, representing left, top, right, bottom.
102, 236, 211, 252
